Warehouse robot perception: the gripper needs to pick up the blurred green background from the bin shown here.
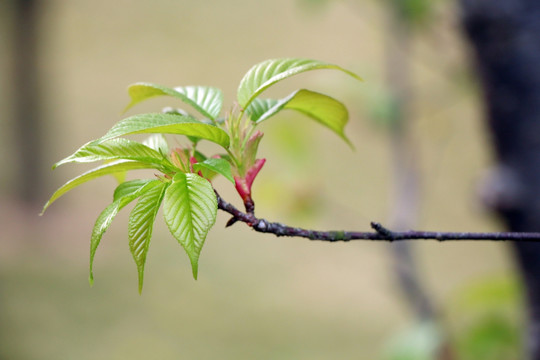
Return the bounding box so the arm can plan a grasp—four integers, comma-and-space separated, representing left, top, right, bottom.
0, 0, 523, 359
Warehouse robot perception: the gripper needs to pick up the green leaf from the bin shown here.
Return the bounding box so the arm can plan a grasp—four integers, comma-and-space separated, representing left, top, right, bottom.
113, 179, 155, 201
95, 113, 230, 149
89, 179, 162, 285
193, 158, 234, 183
125, 83, 223, 121
42, 161, 158, 214
53, 138, 165, 169
109, 166, 127, 184
101, 159, 128, 184
163, 173, 217, 279
287, 90, 352, 145
246, 89, 352, 146
245, 98, 280, 122
237, 58, 362, 109
128, 180, 168, 293
143, 134, 169, 155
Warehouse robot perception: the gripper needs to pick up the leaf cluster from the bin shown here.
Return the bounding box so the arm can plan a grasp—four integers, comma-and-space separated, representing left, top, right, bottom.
42, 58, 362, 291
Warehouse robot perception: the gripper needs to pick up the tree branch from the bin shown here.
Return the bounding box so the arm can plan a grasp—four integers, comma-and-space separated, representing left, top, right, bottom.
216, 191, 540, 242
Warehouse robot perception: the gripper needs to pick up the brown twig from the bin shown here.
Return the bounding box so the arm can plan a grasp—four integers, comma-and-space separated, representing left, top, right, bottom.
216, 191, 540, 242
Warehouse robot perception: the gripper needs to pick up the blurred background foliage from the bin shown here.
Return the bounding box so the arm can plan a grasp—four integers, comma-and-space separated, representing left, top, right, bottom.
0, 0, 524, 359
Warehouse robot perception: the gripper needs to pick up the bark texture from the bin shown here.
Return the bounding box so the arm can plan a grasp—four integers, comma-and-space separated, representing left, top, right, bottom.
461, 1, 540, 357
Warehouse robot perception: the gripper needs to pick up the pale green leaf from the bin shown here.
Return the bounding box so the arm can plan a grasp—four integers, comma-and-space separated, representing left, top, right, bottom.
89, 179, 162, 285
110, 169, 127, 184
173, 86, 223, 121
113, 179, 155, 201
237, 58, 362, 109
95, 113, 230, 149
53, 138, 165, 169
128, 181, 168, 293
246, 89, 352, 146
245, 98, 279, 122
143, 134, 169, 155
90, 202, 122, 285
193, 158, 234, 183
102, 159, 128, 184
249, 90, 300, 123
163, 172, 217, 279
125, 83, 223, 120
42, 161, 157, 214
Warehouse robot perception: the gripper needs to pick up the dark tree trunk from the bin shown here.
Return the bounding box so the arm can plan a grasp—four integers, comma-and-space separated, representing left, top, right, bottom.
461, 0, 540, 358
12, 0, 43, 204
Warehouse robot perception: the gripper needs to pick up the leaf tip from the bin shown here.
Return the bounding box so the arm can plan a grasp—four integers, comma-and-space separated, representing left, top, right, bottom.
349, 72, 364, 83
121, 102, 134, 115
39, 202, 50, 216
191, 261, 199, 280
137, 270, 145, 293
343, 135, 355, 151
122, 83, 141, 114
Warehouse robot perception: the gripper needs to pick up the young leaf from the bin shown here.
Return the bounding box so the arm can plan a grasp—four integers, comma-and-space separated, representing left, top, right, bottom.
143, 134, 169, 155
128, 180, 168, 293
53, 138, 166, 169
193, 158, 234, 183
109, 165, 127, 184
42, 161, 158, 214
89, 179, 162, 285
95, 113, 230, 149
251, 89, 352, 146
245, 98, 280, 122
237, 58, 362, 109
113, 179, 155, 201
124, 83, 223, 121
163, 172, 217, 279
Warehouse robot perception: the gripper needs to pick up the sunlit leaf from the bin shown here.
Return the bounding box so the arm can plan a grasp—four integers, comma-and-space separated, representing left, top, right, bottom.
128, 180, 168, 293
142, 134, 169, 155
163, 172, 217, 279
109, 168, 127, 184
237, 58, 362, 109
245, 98, 279, 122
53, 138, 166, 169
113, 179, 155, 201
288, 90, 352, 145
173, 86, 223, 121
193, 158, 234, 183
95, 113, 230, 149
42, 161, 157, 214
89, 180, 162, 285
103, 159, 128, 184
125, 83, 223, 120
246, 89, 352, 146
